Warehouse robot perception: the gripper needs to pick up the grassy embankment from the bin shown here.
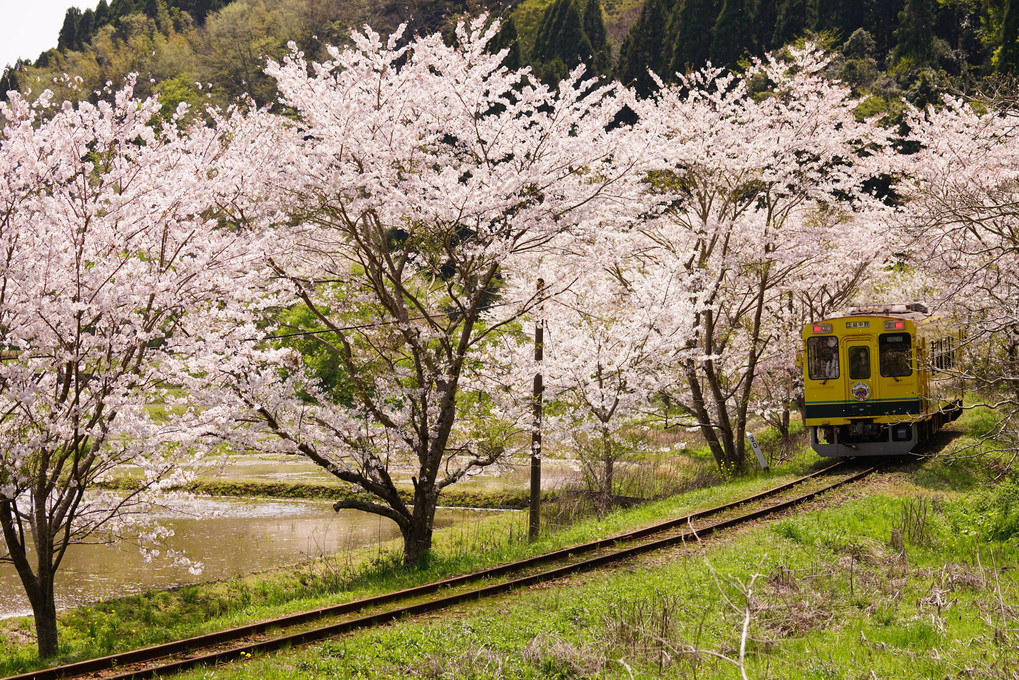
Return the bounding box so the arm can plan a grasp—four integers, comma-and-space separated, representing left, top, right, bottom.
0, 426, 790, 673
168, 410, 1018, 679
160, 408, 1016, 680
3, 409, 1017, 678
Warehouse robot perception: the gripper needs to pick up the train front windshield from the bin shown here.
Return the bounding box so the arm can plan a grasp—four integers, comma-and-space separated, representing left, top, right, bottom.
807, 336, 839, 380
879, 333, 912, 377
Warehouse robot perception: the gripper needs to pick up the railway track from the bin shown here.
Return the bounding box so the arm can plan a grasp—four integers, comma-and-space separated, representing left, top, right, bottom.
6, 460, 876, 680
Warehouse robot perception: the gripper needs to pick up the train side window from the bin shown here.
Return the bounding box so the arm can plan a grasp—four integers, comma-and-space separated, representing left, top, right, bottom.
941, 337, 955, 370
880, 333, 912, 377
807, 336, 839, 380
932, 338, 950, 371
848, 345, 870, 379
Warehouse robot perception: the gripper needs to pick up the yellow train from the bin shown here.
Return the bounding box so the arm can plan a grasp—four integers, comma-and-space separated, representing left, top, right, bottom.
800, 303, 963, 456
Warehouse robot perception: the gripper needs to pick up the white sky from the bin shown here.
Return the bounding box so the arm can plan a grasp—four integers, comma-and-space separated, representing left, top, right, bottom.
1, 0, 89, 69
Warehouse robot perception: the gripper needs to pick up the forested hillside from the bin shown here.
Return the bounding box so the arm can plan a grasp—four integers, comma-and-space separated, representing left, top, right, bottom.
520, 0, 1019, 102
611, 0, 1009, 96
53, 0, 230, 53
0, 0, 488, 110
4, 0, 1019, 110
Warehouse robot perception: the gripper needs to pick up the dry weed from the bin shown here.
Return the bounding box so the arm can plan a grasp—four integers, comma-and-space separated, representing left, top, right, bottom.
756, 565, 835, 639
522, 632, 607, 677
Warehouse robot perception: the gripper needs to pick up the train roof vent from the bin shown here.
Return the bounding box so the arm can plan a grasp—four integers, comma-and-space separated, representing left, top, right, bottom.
848, 303, 929, 316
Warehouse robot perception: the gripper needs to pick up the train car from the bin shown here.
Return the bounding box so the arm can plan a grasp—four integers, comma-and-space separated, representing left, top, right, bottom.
800, 303, 964, 457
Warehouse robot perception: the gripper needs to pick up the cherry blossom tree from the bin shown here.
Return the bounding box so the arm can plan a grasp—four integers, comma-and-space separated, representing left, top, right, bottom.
629, 46, 898, 472
188, 18, 642, 565
0, 83, 253, 658
905, 96, 1019, 469
489, 226, 701, 511
543, 266, 698, 509
749, 215, 902, 448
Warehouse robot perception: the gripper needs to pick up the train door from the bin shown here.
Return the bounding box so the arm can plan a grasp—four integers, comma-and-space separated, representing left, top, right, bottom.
844, 338, 877, 405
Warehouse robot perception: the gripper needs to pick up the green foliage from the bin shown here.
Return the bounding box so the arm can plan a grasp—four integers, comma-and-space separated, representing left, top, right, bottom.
488, 16, 521, 71
275, 302, 355, 405
616, 0, 670, 94
711, 0, 755, 67
58, 8, 84, 52
97, 475, 535, 509
902, 65, 947, 107
962, 404, 1001, 439
893, 0, 938, 68
582, 0, 612, 74
886, 620, 943, 647
771, 0, 812, 49
14, 10, 200, 109
0, 61, 23, 93
669, 0, 718, 74
3, 0, 374, 109
196, 0, 292, 106
0, 0, 1009, 114
752, 0, 778, 50
153, 75, 204, 119
532, 0, 594, 79
95, 0, 111, 28
73, 608, 123, 655
182, 0, 230, 24
582, 0, 608, 49
510, 0, 556, 63
998, 0, 1019, 72
979, 476, 1019, 541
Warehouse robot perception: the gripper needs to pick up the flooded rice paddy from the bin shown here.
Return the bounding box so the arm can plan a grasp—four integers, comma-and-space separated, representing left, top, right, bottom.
0, 454, 581, 620
0, 496, 501, 620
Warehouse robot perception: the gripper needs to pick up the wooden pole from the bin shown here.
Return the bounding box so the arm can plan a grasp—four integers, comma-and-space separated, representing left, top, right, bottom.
529, 279, 544, 540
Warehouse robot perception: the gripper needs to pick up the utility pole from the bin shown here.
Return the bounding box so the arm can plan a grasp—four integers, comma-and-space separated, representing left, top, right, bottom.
529, 279, 544, 540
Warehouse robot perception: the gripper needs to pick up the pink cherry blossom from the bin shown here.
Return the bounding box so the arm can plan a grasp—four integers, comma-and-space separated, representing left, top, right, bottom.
0, 79, 256, 657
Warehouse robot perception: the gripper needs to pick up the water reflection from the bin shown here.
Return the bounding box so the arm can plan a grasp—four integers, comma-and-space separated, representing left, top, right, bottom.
0, 497, 493, 620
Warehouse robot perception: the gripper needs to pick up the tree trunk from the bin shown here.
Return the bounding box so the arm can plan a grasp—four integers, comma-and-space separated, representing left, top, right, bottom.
601, 455, 614, 515
684, 360, 727, 468
402, 481, 437, 566
1, 500, 60, 658
30, 586, 59, 659
723, 427, 745, 475
779, 405, 790, 441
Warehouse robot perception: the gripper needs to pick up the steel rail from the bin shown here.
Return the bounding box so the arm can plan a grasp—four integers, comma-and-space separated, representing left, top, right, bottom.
6, 460, 868, 680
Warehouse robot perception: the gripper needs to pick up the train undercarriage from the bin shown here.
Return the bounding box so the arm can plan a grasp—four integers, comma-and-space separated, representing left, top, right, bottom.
810, 400, 963, 457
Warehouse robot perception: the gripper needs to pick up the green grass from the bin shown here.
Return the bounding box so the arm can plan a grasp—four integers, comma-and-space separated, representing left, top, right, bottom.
105, 478, 536, 509
0, 440, 823, 674
4, 412, 1015, 678
167, 458, 1018, 679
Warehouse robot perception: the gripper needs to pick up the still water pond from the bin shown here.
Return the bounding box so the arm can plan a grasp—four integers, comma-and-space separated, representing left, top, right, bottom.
0, 497, 496, 620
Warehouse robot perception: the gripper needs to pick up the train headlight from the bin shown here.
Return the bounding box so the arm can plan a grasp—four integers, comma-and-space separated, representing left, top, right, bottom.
884, 320, 906, 330
812, 323, 833, 333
